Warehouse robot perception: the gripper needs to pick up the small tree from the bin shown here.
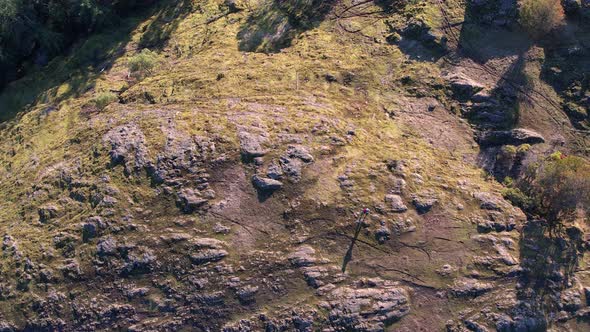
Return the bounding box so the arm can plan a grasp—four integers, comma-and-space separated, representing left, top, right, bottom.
526, 154, 590, 226
127, 49, 159, 77
518, 0, 565, 39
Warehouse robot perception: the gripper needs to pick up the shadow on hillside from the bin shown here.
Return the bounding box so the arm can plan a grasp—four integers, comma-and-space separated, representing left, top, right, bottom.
139, 0, 194, 49
458, 0, 530, 63
237, 0, 336, 53
513, 220, 585, 329
540, 20, 590, 130
0, 1, 190, 123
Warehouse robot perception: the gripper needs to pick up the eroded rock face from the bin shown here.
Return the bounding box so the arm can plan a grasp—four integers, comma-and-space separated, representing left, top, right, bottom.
451, 278, 493, 297
238, 130, 268, 159
477, 129, 545, 147
103, 123, 150, 175
447, 73, 486, 101
320, 278, 410, 331
252, 175, 283, 192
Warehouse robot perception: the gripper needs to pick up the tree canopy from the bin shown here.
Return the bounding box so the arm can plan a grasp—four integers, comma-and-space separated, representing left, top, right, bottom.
0, 0, 153, 88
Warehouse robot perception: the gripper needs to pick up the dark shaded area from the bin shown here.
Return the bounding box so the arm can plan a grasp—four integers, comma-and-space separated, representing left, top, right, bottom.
341, 211, 368, 273
0, 1, 189, 123
237, 0, 337, 53
540, 19, 590, 130
138, 0, 195, 49
466, 54, 524, 130
512, 220, 586, 330
0, 0, 158, 91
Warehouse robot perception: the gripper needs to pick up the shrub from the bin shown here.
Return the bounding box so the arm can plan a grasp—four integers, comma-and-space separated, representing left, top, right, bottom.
502, 187, 534, 211
127, 49, 159, 75
92, 91, 118, 110
518, 0, 565, 39
524, 155, 590, 224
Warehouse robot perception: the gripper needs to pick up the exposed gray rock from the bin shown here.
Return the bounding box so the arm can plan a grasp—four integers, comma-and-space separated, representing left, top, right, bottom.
177, 188, 208, 213
103, 123, 150, 175
266, 162, 284, 180
477, 129, 545, 147
385, 194, 408, 212
96, 237, 118, 257
122, 247, 156, 275
391, 218, 416, 234
213, 223, 231, 234
190, 249, 228, 265
159, 232, 191, 244
464, 319, 490, 332
288, 246, 317, 267
476, 219, 516, 233
252, 175, 283, 192
286, 145, 314, 163
238, 131, 267, 159
447, 73, 485, 101
0, 320, 16, 332
375, 226, 391, 244
279, 156, 304, 182
390, 178, 406, 195
59, 259, 82, 280
560, 289, 583, 312
302, 265, 346, 288
236, 285, 259, 303
412, 196, 437, 214
81, 216, 106, 242
38, 205, 60, 223
190, 238, 225, 249
474, 192, 502, 211
451, 278, 493, 297
321, 278, 410, 331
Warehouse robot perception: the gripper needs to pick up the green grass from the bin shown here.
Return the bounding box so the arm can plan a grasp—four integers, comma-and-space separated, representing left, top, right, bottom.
92, 91, 119, 110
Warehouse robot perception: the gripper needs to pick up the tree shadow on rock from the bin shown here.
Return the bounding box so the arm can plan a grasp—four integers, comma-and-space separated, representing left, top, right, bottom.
540, 20, 590, 131
513, 220, 585, 328
458, 0, 530, 63
237, 0, 336, 53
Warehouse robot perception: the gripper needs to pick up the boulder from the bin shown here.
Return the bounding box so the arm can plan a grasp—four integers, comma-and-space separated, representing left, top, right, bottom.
177, 188, 208, 213
96, 237, 118, 257
385, 194, 408, 212
473, 192, 503, 211
236, 285, 259, 303
252, 175, 283, 192
190, 249, 228, 265
451, 278, 493, 297
288, 246, 317, 267
477, 129, 545, 147
38, 205, 60, 223
238, 131, 267, 159
447, 73, 486, 101
412, 196, 437, 214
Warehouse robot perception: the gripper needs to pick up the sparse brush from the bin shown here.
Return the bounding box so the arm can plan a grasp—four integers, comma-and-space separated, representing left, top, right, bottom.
92, 91, 118, 110
127, 49, 159, 76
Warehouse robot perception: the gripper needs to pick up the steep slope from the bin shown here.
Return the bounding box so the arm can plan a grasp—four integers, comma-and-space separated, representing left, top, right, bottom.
0, 0, 588, 331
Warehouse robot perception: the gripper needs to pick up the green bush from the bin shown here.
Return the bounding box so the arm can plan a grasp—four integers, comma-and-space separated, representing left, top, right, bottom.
523, 155, 590, 224
92, 91, 118, 110
127, 49, 159, 75
518, 0, 565, 39
502, 187, 534, 211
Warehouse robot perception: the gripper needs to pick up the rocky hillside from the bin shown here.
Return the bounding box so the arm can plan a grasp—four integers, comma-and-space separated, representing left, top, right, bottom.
0, 0, 589, 331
